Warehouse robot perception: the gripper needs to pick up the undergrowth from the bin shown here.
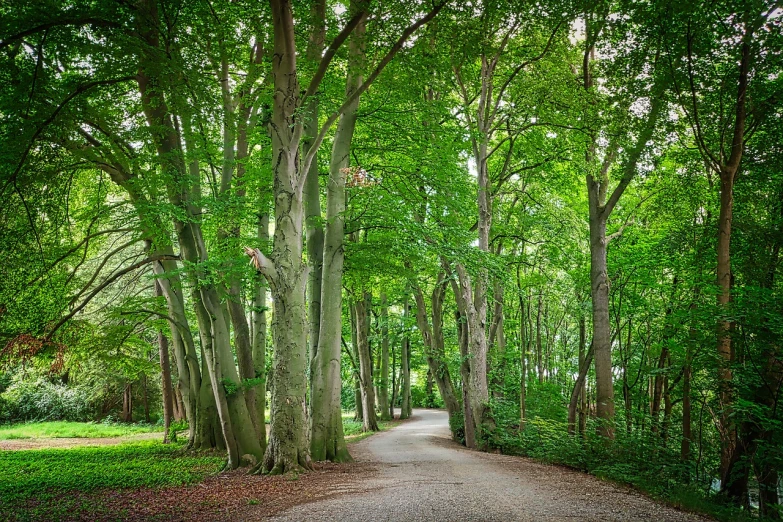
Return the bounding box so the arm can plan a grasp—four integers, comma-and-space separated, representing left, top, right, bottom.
0, 420, 162, 440
483, 402, 764, 522
0, 441, 224, 521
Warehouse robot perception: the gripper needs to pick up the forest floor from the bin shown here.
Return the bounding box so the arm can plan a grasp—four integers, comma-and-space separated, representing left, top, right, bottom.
0, 431, 162, 450
1, 418, 396, 521
268, 409, 713, 522
2, 411, 714, 521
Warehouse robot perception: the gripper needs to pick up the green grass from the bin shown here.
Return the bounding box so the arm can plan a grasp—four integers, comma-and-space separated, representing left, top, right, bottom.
0, 421, 162, 440
342, 412, 397, 441
0, 441, 224, 521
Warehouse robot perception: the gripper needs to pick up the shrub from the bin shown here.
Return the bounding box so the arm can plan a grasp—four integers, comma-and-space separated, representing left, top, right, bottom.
449, 408, 465, 444
0, 378, 95, 422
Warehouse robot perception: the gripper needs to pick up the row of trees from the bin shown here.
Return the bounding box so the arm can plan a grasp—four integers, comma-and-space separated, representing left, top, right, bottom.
1, 0, 781, 515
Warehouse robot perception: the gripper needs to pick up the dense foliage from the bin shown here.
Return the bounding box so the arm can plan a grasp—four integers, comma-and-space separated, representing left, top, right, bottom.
1, 0, 781, 519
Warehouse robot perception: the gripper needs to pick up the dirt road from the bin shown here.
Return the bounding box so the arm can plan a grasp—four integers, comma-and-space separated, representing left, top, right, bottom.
270, 409, 708, 522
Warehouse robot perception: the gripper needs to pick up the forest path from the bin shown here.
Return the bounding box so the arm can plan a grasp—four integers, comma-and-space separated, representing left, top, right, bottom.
270, 408, 709, 522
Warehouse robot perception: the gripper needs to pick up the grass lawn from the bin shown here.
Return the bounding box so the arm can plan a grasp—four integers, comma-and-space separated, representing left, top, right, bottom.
0, 421, 163, 440
0, 441, 224, 521
342, 412, 399, 441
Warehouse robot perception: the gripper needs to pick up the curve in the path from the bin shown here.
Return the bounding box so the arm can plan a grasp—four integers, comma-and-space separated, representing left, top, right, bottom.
271, 409, 709, 522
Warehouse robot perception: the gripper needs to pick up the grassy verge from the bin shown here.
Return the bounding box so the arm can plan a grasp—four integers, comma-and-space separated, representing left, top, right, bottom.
2, 413, 402, 521
342, 412, 400, 442
0, 421, 162, 439
0, 440, 224, 521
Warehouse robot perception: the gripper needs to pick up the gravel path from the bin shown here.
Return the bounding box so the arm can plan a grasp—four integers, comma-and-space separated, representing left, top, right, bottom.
270, 409, 710, 522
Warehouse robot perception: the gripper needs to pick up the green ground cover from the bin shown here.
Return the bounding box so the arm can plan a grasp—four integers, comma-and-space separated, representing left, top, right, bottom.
0, 421, 163, 440
0, 441, 224, 521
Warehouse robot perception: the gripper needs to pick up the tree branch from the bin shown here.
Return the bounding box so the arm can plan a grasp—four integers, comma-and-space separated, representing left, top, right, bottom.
302, 9, 368, 102
490, 20, 564, 123
0, 17, 122, 49
46, 255, 178, 339
299, 1, 446, 189
244, 246, 277, 283
603, 87, 665, 218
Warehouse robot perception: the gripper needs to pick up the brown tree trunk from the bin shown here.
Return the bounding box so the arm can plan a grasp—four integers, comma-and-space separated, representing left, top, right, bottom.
716, 171, 737, 485
449, 272, 476, 448
142, 374, 150, 424
174, 386, 186, 422
350, 303, 363, 421
681, 331, 692, 461
122, 382, 132, 423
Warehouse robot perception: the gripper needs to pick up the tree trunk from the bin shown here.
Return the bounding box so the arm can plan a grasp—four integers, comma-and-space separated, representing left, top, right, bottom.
488, 280, 506, 398
155, 281, 174, 443
449, 272, 476, 448
304, 0, 326, 371
122, 382, 132, 422
136, 0, 262, 467
716, 171, 737, 488
142, 374, 150, 424
245, 0, 314, 475
568, 315, 591, 434
379, 293, 391, 420
252, 214, 269, 453
355, 293, 379, 431
350, 303, 363, 421
400, 297, 412, 420
390, 335, 397, 419
310, 10, 365, 456
455, 263, 493, 448
412, 281, 460, 421
568, 341, 595, 436
174, 386, 186, 422
588, 211, 615, 438
681, 347, 692, 461
536, 294, 544, 384
519, 295, 527, 428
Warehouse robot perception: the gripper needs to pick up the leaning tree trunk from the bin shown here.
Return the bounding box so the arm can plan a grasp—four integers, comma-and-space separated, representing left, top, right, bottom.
136, 0, 262, 466
412, 282, 459, 420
